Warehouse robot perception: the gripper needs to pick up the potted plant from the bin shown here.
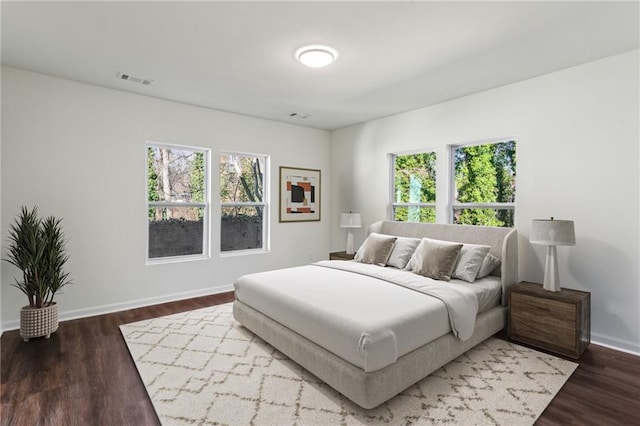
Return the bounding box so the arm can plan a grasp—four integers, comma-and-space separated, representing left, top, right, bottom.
4, 206, 71, 342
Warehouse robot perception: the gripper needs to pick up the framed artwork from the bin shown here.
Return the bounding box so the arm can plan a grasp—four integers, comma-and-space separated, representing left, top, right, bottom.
279, 166, 321, 222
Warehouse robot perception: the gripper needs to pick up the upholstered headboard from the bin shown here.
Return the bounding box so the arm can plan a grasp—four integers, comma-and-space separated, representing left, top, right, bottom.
368, 221, 518, 306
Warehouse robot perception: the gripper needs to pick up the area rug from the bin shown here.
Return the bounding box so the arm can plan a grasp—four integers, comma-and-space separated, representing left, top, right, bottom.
120, 303, 577, 425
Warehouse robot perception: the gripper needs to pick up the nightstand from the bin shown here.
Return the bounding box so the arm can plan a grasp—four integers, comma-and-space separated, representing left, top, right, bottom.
508, 281, 590, 359
329, 251, 355, 261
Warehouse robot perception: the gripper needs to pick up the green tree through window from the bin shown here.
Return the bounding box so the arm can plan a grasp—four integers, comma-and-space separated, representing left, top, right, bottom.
147, 147, 159, 220
453, 141, 516, 227
392, 152, 436, 223
190, 152, 205, 218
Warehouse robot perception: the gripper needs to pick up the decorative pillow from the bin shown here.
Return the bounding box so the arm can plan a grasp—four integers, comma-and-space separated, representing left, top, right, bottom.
386, 237, 421, 269
354, 233, 398, 266
476, 253, 501, 279
452, 244, 491, 283
410, 238, 463, 281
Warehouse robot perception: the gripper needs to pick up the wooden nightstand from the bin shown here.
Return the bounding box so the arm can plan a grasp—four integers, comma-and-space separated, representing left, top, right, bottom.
329, 251, 355, 261
508, 281, 590, 359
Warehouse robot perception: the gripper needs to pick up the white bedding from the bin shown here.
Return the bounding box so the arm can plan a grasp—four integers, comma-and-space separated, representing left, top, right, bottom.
456, 275, 502, 313
234, 260, 500, 372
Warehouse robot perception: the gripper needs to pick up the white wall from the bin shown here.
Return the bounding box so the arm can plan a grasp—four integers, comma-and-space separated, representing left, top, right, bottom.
330, 50, 640, 354
1, 67, 331, 329
0, 65, 3, 336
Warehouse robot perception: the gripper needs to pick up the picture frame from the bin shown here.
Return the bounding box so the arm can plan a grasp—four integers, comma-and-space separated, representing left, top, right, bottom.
279, 166, 321, 222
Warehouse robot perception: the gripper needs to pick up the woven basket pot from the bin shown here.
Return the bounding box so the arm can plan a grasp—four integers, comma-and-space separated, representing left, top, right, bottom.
20, 302, 59, 342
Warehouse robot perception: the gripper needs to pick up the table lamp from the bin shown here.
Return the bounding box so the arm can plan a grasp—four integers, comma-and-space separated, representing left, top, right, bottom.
530, 218, 575, 292
340, 212, 362, 255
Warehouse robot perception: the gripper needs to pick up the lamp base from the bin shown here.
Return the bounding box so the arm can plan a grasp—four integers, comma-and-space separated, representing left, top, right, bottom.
346, 231, 355, 255
543, 245, 561, 292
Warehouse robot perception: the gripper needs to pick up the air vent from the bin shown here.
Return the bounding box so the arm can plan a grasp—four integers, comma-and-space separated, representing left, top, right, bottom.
289, 112, 311, 119
117, 72, 153, 86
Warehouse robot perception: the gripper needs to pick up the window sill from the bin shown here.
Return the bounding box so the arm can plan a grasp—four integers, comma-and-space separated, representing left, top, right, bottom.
146, 254, 209, 266
220, 248, 270, 258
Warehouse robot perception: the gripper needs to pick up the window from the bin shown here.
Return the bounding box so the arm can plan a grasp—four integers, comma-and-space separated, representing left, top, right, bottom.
450, 140, 516, 227
220, 152, 268, 253
390, 151, 436, 223
146, 143, 209, 261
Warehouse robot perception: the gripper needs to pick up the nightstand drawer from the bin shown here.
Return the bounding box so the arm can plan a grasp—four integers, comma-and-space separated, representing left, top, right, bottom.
510, 293, 577, 352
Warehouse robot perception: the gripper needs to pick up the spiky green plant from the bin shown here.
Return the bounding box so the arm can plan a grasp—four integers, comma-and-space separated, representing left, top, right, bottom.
4, 206, 71, 308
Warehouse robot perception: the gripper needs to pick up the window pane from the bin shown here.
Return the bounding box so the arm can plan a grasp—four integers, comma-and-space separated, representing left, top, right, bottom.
453, 208, 514, 228
393, 206, 435, 223
394, 152, 436, 204
148, 207, 204, 258
454, 141, 516, 204
147, 146, 205, 203
220, 154, 264, 203
221, 206, 263, 252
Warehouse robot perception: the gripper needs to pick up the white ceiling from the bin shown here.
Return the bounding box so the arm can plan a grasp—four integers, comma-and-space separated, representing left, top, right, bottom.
2, 1, 638, 130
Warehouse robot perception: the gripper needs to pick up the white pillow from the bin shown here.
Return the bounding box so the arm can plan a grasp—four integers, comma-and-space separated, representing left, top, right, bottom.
410, 238, 463, 281
386, 237, 421, 269
354, 233, 397, 266
452, 244, 491, 283
476, 253, 501, 279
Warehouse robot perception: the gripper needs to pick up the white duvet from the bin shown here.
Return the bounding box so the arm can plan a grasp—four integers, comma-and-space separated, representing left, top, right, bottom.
234, 260, 482, 372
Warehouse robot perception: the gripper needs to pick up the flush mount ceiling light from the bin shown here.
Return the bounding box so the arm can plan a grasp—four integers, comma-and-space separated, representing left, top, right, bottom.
295, 45, 338, 68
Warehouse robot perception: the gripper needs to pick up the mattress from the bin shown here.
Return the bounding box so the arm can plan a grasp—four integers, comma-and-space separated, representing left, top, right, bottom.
234, 261, 501, 372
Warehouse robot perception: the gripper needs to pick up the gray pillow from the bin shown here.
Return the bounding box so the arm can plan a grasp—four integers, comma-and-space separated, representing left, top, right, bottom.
452, 244, 491, 283
411, 238, 463, 281
476, 253, 501, 279
354, 233, 398, 266
386, 237, 421, 269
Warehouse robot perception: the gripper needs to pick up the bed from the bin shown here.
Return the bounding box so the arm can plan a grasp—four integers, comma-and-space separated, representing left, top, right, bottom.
233, 220, 518, 409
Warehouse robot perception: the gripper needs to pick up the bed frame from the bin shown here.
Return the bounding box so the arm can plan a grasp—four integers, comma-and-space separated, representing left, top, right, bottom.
233, 221, 518, 409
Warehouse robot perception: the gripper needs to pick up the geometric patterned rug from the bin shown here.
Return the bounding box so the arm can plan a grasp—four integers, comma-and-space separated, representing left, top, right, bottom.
120, 303, 577, 425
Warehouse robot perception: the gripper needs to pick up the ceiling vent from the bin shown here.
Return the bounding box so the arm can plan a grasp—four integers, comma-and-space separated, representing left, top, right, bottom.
117, 72, 153, 86
289, 112, 311, 119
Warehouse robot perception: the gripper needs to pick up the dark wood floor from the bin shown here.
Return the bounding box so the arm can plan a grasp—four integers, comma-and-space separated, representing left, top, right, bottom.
2, 293, 639, 425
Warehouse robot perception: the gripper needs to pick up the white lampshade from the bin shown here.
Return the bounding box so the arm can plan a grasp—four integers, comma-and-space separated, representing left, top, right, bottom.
339, 213, 362, 229
530, 218, 575, 292
530, 219, 575, 246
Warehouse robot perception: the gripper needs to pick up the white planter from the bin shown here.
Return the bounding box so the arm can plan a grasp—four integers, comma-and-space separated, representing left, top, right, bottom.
20, 302, 59, 342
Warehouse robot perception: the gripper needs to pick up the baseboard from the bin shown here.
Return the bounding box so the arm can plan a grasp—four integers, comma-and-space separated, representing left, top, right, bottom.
1, 284, 234, 332
592, 333, 640, 357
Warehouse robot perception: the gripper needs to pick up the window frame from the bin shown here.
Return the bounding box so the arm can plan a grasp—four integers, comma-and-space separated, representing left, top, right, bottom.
219, 150, 270, 256
448, 139, 516, 227
389, 149, 437, 223
145, 142, 211, 264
